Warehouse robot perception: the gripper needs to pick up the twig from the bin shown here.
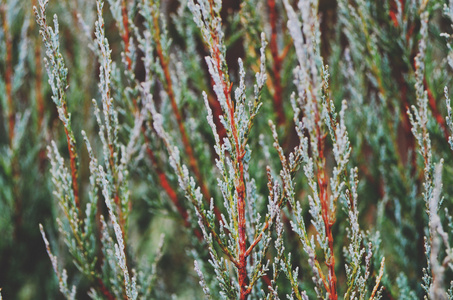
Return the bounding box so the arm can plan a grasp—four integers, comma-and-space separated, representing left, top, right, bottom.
151, 7, 213, 207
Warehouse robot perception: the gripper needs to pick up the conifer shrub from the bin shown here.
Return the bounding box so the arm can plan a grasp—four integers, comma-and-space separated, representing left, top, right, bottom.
1, 0, 453, 298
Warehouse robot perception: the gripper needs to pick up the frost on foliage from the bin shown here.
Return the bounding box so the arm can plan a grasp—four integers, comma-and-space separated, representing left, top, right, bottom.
188, 0, 224, 58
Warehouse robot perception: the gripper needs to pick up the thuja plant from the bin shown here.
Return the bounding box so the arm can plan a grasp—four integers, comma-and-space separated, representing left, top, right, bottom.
3, 0, 453, 298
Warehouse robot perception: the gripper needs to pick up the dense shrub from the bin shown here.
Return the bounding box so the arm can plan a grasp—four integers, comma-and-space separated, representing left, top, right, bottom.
1, 0, 453, 298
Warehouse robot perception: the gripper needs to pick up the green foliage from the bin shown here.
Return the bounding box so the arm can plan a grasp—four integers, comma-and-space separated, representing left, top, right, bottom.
2, 0, 453, 299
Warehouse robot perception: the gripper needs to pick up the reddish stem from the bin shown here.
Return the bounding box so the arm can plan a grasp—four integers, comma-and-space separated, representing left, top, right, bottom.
143, 128, 203, 240
152, 13, 214, 206
236, 156, 247, 300
319, 167, 337, 300
209, 21, 249, 300
1, 5, 23, 241
424, 78, 449, 141
210, 43, 249, 295
31, 0, 47, 170
116, 3, 202, 238
202, 0, 250, 294
96, 278, 116, 300
314, 95, 337, 299
389, 0, 404, 27
396, 71, 418, 169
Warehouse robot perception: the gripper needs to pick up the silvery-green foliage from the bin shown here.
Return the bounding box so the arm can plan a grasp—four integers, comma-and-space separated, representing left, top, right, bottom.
34, 1, 99, 290
9, 0, 453, 298
428, 163, 450, 300
278, 0, 387, 298
34, 0, 74, 138
151, 0, 289, 295
39, 224, 77, 300
396, 274, 418, 300
0, 0, 60, 296
33, 0, 163, 298
409, 3, 453, 299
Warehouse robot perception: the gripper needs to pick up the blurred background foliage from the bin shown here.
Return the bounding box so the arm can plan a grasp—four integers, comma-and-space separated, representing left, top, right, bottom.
1, 0, 453, 298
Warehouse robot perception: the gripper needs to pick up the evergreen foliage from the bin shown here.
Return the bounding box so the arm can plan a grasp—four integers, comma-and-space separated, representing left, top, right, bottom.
1, 0, 453, 298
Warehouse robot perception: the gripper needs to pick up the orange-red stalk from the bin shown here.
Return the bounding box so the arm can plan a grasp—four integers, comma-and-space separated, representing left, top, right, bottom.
315, 98, 338, 300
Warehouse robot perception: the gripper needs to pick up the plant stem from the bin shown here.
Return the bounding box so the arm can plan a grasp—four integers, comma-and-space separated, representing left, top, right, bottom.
315, 96, 337, 299
152, 9, 213, 205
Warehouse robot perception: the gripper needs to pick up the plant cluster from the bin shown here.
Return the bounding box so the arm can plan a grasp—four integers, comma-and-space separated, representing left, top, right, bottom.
2, 0, 453, 299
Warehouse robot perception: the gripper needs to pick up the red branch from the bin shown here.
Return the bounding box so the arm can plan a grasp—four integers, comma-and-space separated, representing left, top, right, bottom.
1, 5, 23, 240
151, 10, 227, 236
319, 167, 337, 300
396, 72, 418, 169
31, 0, 46, 170
389, 0, 404, 27
424, 78, 449, 141
152, 12, 214, 206
314, 96, 337, 299
208, 15, 249, 300
120, 3, 203, 238
143, 129, 203, 240
116, 3, 201, 238
96, 278, 116, 300
211, 41, 248, 297
202, 0, 250, 296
